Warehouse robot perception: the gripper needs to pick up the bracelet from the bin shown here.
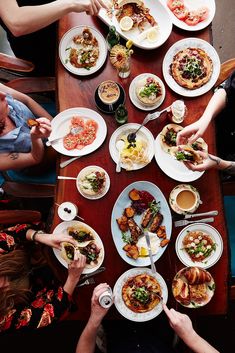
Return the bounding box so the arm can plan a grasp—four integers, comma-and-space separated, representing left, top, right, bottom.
30, 230, 44, 242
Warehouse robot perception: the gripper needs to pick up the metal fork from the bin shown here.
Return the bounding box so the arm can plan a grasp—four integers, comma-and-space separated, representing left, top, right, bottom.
174, 217, 215, 227
127, 105, 171, 143
76, 277, 95, 288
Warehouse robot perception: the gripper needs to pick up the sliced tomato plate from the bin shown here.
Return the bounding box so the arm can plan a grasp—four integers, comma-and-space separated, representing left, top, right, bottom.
49, 107, 107, 157
160, 0, 215, 31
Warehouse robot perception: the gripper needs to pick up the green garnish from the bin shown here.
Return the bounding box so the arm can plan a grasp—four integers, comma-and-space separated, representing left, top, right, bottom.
122, 232, 132, 244
133, 287, 150, 304
139, 83, 160, 98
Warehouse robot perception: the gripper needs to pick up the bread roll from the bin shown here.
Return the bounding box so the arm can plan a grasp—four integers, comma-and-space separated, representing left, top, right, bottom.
184, 267, 211, 285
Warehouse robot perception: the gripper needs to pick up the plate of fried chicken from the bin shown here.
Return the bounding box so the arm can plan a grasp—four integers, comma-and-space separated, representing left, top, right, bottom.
111, 181, 172, 266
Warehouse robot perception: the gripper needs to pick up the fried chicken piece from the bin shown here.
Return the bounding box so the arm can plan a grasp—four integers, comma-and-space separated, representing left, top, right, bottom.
116, 215, 129, 232
123, 244, 139, 259
149, 213, 163, 232
124, 207, 136, 218
160, 239, 170, 247
156, 226, 167, 238
128, 218, 143, 243
141, 208, 153, 228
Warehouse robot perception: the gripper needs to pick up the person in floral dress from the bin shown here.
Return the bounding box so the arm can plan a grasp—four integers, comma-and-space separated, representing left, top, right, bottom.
0, 223, 86, 332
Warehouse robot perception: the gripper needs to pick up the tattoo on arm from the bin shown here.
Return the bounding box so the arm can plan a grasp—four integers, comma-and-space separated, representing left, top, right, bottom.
208, 154, 221, 165
224, 161, 235, 175
9, 153, 19, 160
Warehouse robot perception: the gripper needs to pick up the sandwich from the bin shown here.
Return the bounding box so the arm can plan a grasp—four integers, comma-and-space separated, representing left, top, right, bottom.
170, 145, 203, 164
135, 76, 162, 106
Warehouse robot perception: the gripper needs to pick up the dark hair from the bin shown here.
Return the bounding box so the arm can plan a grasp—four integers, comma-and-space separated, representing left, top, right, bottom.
0, 249, 31, 318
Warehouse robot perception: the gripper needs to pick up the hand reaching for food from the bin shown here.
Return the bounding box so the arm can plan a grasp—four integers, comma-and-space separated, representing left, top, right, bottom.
30, 117, 52, 139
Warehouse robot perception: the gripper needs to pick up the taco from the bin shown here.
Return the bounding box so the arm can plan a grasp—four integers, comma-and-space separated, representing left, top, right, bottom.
60, 242, 77, 263
170, 145, 203, 164
67, 225, 94, 247
78, 241, 103, 269
135, 76, 163, 106
160, 124, 183, 153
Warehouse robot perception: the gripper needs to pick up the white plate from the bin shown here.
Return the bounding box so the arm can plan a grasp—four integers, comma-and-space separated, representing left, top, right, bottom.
172, 266, 215, 308
76, 165, 110, 200
129, 73, 166, 111
53, 220, 105, 274
98, 0, 172, 50
160, 0, 216, 31
175, 223, 223, 269
59, 25, 107, 75
111, 181, 172, 267
113, 267, 168, 321
109, 123, 155, 171
162, 37, 220, 97
49, 107, 107, 157
155, 134, 204, 182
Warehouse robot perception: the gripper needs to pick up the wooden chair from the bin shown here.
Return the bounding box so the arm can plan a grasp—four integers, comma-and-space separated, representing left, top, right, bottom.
0, 52, 56, 198
214, 59, 235, 300
0, 209, 41, 226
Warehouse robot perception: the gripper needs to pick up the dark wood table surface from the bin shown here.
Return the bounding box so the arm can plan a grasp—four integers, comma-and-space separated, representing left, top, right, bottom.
50, 12, 229, 320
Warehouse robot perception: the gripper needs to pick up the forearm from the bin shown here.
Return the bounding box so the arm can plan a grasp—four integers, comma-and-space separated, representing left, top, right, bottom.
63, 277, 77, 295
207, 155, 235, 174
182, 330, 219, 353
0, 0, 75, 36
199, 89, 227, 126
76, 319, 100, 353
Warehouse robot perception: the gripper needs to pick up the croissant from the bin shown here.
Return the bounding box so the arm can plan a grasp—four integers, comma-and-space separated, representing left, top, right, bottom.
183, 267, 211, 284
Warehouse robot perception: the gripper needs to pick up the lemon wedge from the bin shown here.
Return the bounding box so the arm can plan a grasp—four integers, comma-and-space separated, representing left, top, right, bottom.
146, 28, 159, 43
119, 16, 134, 31
139, 247, 149, 257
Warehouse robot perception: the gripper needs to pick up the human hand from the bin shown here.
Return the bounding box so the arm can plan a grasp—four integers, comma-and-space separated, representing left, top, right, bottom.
176, 120, 207, 146
68, 250, 86, 284
163, 303, 196, 343
30, 117, 52, 139
72, 0, 108, 16
89, 283, 112, 327
184, 151, 218, 172
36, 232, 77, 249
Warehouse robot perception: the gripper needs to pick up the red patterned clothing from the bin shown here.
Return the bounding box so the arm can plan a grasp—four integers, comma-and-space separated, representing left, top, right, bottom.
0, 224, 72, 332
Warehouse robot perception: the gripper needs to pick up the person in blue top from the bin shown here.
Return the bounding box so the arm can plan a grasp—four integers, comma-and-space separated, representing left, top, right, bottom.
0, 83, 53, 173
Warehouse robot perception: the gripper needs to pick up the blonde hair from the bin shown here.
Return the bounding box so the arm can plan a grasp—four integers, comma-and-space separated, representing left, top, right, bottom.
0, 249, 32, 318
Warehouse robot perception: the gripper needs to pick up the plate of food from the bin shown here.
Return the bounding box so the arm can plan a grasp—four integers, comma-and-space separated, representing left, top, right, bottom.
49, 107, 107, 157
172, 266, 215, 308
109, 123, 155, 171
175, 223, 223, 269
129, 73, 166, 111
160, 0, 216, 31
53, 220, 104, 274
59, 25, 107, 75
76, 165, 110, 199
99, 0, 172, 50
155, 126, 206, 182
113, 267, 168, 321
162, 37, 220, 97
111, 181, 172, 266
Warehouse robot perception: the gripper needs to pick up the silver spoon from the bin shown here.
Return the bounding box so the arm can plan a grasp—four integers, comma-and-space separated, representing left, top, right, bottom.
115, 139, 124, 172
47, 126, 83, 147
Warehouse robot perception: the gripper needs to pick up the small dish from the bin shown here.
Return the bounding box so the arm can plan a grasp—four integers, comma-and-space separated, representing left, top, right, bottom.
169, 184, 201, 214
172, 266, 215, 308
76, 165, 110, 200
95, 83, 125, 114
129, 73, 166, 111
175, 223, 223, 269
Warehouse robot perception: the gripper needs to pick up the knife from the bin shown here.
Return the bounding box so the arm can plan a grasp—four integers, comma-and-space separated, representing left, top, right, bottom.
77, 266, 106, 285
184, 210, 218, 219
144, 231, 157, 274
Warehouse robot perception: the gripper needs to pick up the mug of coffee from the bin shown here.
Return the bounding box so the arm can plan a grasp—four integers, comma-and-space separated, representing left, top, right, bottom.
98, 80, 120, 111
169, 184, 201, 214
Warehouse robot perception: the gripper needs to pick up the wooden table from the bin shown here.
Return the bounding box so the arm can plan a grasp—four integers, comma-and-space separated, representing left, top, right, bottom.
50, 12, 229, 320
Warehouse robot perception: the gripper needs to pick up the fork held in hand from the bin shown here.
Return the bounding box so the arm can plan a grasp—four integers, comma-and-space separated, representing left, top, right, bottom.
174, 217, 215, 227
76, 277, 95, 288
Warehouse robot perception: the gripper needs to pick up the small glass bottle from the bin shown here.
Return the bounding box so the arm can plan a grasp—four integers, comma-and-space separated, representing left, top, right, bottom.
115, 104, 128, 124
106, 25, 120, 51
